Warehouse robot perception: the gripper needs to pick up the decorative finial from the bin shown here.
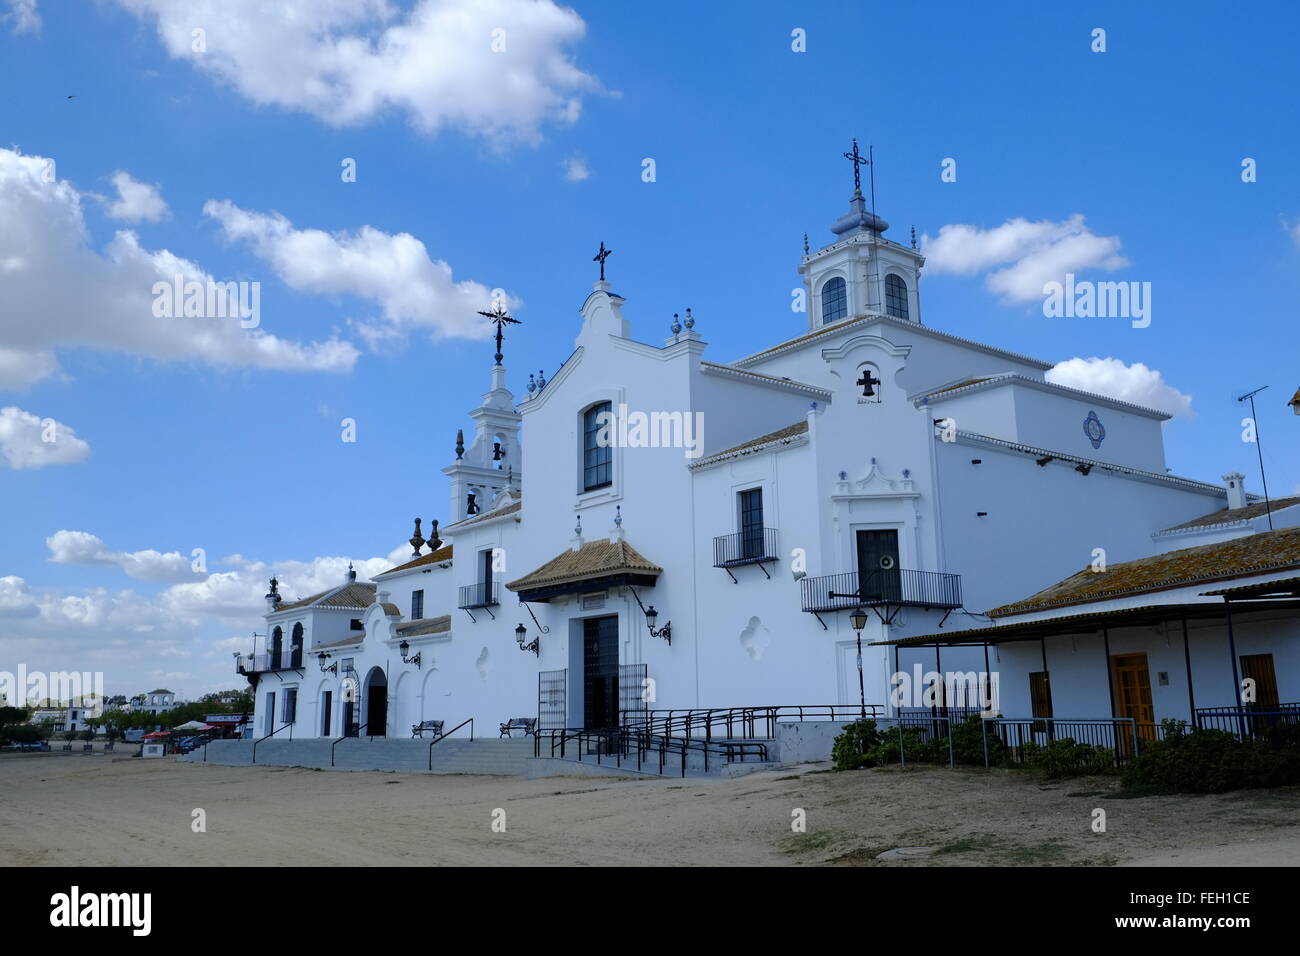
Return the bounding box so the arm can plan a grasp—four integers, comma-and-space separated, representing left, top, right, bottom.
265, 576, 281, 605
426, 519, 441, 552
910, 225, 917, 249
477, 302, 520, 366
683, 307, 694, 330
614, 505, 622, 528
537, 369, 546, 390
842, 137, 869, 193
671, 313, 682, 334
347, 561, 356, 583
409, 518, 425, 557
527, 373, 537, 394
592, 241, 612, 281
574, 514, 582, 537
802, 232, 809, 255
455, 429, 464, 459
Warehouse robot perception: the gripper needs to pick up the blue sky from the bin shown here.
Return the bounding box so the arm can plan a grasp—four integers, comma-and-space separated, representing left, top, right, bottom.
2, 0, 1298, 701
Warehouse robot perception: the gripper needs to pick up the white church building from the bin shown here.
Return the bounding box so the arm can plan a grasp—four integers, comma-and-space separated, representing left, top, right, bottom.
236, 169, 1282, 758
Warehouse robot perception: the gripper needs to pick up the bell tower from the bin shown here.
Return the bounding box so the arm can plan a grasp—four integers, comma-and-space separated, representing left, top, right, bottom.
797, 140, 925, 331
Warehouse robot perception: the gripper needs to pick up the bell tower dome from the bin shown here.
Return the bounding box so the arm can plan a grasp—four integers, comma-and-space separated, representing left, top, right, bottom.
797, 140, 925, 331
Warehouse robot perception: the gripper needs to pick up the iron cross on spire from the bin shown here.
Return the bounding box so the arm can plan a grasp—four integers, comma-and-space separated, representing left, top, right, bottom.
843, 137, 869, 193
477, 302, 520, 365
592, 241, 612, 281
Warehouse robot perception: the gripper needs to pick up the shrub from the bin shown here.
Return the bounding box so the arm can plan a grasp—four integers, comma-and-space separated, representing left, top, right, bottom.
1122, 726, 1300, 794
1021, 737, 1116, 778
831, 719, 886, 771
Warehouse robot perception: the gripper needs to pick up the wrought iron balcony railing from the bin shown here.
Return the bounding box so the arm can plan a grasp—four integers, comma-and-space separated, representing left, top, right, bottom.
235, 646, 304, 675
458, 581, 500, 610
800, 568, 962, 613
713, 528, 779, 568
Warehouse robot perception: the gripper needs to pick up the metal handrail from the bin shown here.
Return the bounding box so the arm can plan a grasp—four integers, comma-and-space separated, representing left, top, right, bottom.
427, 718, 475, 770
330, 721, 369, 767
251, 719, 294, 764
712, 528, 780, 568
800, 568, 962, 612
629, 703, 885, 743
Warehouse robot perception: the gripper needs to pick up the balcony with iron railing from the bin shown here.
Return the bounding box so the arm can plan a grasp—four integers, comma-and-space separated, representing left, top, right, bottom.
235, 644, 305, 675
800, 568, 962, 613
713, 528, 780, 569
457, 581, 500, 610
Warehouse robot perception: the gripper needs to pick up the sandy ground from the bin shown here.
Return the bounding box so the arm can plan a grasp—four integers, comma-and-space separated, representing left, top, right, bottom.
1, 752, 1298, 866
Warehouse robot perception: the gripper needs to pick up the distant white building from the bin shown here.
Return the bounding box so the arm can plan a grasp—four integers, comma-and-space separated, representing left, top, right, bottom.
235, 166, 1274, 748
133, 689, 180, 715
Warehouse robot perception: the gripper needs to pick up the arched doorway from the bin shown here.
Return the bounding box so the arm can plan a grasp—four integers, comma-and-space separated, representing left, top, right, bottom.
364, 666, 388, 737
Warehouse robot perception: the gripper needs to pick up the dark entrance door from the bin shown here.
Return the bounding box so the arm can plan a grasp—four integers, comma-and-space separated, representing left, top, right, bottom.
321, 690, 333, 736
856, 529, 901, 603
342, 700, 356, 737
583, 616, 619, 729
365, 667, 388, 737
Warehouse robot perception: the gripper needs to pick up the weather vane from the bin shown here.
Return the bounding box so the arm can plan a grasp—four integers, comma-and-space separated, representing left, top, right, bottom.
593, 241, 612, 281
843, 137, 869, 193
477, 302, 520, 365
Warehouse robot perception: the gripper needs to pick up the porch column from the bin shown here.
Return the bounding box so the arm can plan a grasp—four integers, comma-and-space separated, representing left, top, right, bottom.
1223, 599, 1247, 738
1102, 627, 1116, 717
1181, 618, 1196, 725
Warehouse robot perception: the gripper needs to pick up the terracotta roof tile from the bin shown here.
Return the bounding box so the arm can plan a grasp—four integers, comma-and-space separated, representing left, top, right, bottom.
692, 421, 808, 468
1161, 496, 1300, 532
395, 614, 452, 637
379, 545, 453, 576
272, 582, 377, 613
988, 526, 1300, 617
506, 538, 662, 593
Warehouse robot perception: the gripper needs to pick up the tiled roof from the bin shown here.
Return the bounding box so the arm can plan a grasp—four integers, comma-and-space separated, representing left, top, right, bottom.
1160, 496, 1300, 532
987, 526, 1300, 618
507, 538, 662, 593
395, 614, 452, 637
925, 377, 991, 396
1201, 575, 1300, 598
689, 421, 808, 469
272, 581, 377, 613
147, 688, 172, 695
379, 545, 453, 576
315, 634, 365, 650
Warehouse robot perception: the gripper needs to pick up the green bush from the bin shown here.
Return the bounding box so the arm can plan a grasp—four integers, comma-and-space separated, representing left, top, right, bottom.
831, 719, 887, 770
1021, 737, 1116, 777
1122, 726, 1300, 794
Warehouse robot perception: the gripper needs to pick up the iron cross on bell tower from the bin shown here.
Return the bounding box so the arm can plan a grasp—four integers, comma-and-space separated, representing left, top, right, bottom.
857, 367, 880, 398
592, 241, 612, 281
477, 303, 520, 366
843, 137, 870, 193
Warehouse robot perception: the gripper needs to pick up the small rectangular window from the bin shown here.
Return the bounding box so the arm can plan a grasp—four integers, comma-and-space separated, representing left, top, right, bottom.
411, 589, 424, 620
282, 687, 298, 723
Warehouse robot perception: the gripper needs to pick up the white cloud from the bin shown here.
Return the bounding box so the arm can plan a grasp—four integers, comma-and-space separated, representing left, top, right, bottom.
0, 575, 39, 617
112, 0, 598, 146
922, 215, 1128, 303
46, 530, 198, 582
204, 199, 517, 343
1046, 357, 1194, 419
562, 154, 590, 182
0, 147, 359, 388
104, 170, 170, 222
3, 0, 39, 33
0, 407, 90, 468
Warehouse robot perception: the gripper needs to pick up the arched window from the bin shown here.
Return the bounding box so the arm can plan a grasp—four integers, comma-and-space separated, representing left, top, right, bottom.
583, 402, 613, 491
270, 626, 283, 668
821, 276, 847, 324
885, 274, 909, 320
291, 623, 304, 668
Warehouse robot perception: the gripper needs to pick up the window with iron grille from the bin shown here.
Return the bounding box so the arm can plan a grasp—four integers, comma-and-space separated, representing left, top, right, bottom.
583, 402, 612, 491
821, 276, 847, 324
411, 589, 424, 620
884, 274, 909, 320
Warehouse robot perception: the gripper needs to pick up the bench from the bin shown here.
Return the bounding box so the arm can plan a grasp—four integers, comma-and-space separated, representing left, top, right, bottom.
104, 742, 114, 752
499, 717, 537, 738
82, 743, 94, 752
411, 719, 445, 739
61, 743, 73, 752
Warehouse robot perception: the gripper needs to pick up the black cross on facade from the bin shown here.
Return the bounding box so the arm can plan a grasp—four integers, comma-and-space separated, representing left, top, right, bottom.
477, 303, 520, 365
857, 368, 880, 398
843, 137, 869, 192
593, 241, 612, 281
